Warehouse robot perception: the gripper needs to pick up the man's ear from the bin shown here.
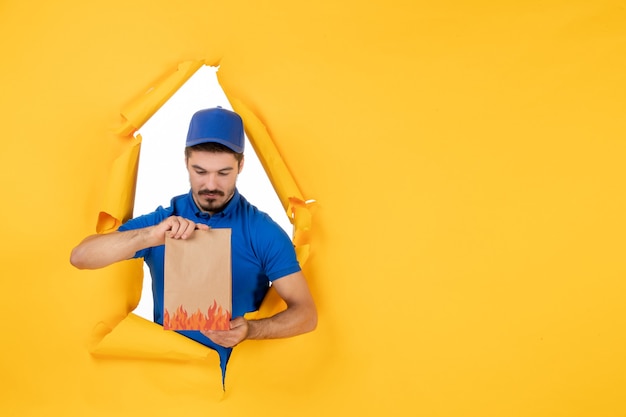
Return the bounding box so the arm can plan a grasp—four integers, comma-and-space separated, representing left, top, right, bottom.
238, 155, 245, 173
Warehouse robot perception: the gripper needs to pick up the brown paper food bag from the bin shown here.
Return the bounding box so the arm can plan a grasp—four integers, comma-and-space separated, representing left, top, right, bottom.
163, 228, 232, 331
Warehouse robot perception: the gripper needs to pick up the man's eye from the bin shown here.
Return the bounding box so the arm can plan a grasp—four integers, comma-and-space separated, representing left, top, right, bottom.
195, 171, 206, 175
218, 172, 229, 176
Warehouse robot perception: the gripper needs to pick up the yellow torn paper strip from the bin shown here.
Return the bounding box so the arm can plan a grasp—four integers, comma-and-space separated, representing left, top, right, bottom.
96, 135, 141, 233
116, 60, 205, 136
89, 313, 213, 361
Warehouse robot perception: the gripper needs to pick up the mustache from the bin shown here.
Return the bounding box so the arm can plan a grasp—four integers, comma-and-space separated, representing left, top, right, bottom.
199, 189, 225, 197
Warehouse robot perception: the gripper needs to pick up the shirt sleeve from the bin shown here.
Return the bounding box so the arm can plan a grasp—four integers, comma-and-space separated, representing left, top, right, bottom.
255, 213, 301, 281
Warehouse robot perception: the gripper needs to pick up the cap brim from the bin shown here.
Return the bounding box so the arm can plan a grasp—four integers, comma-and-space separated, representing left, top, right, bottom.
186, 137, 244, 153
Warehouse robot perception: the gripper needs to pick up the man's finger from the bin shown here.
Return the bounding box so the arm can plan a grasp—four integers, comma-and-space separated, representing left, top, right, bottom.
180, 221, 196, 239
168, 218, 181, 237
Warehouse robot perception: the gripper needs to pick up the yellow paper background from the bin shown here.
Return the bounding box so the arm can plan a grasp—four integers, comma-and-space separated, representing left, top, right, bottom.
1, 1, 626, 416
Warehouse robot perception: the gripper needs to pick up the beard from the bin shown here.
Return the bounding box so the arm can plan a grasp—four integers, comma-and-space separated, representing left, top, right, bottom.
194, 186, 235, 214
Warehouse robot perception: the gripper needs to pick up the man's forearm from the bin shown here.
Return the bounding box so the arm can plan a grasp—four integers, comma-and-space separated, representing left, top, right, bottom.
247, 303, 318, 340
70, 228, 155, 270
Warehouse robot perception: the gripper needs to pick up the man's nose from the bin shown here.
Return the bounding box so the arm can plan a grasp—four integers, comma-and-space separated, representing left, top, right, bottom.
204, 173, 218, 189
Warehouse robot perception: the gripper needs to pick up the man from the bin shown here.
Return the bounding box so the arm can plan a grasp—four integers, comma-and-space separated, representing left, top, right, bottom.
71, 107, 317, 375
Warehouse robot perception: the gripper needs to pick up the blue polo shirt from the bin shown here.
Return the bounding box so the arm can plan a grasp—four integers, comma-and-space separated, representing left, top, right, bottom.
118, 189, 300, 378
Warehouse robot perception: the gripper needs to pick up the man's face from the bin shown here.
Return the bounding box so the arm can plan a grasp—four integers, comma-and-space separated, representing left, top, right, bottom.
186, 150, 243, 214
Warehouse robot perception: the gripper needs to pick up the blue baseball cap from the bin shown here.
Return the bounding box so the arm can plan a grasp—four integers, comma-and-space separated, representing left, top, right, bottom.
185, 107, 245, 153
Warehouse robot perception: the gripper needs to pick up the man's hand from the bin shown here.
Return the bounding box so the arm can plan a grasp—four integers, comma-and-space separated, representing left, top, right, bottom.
154, 216, 209, 243
201, 317, 249, 348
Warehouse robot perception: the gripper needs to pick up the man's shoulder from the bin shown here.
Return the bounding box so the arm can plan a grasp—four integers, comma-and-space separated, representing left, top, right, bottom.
236, 196, 290, 240
236, 195, 276, 224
